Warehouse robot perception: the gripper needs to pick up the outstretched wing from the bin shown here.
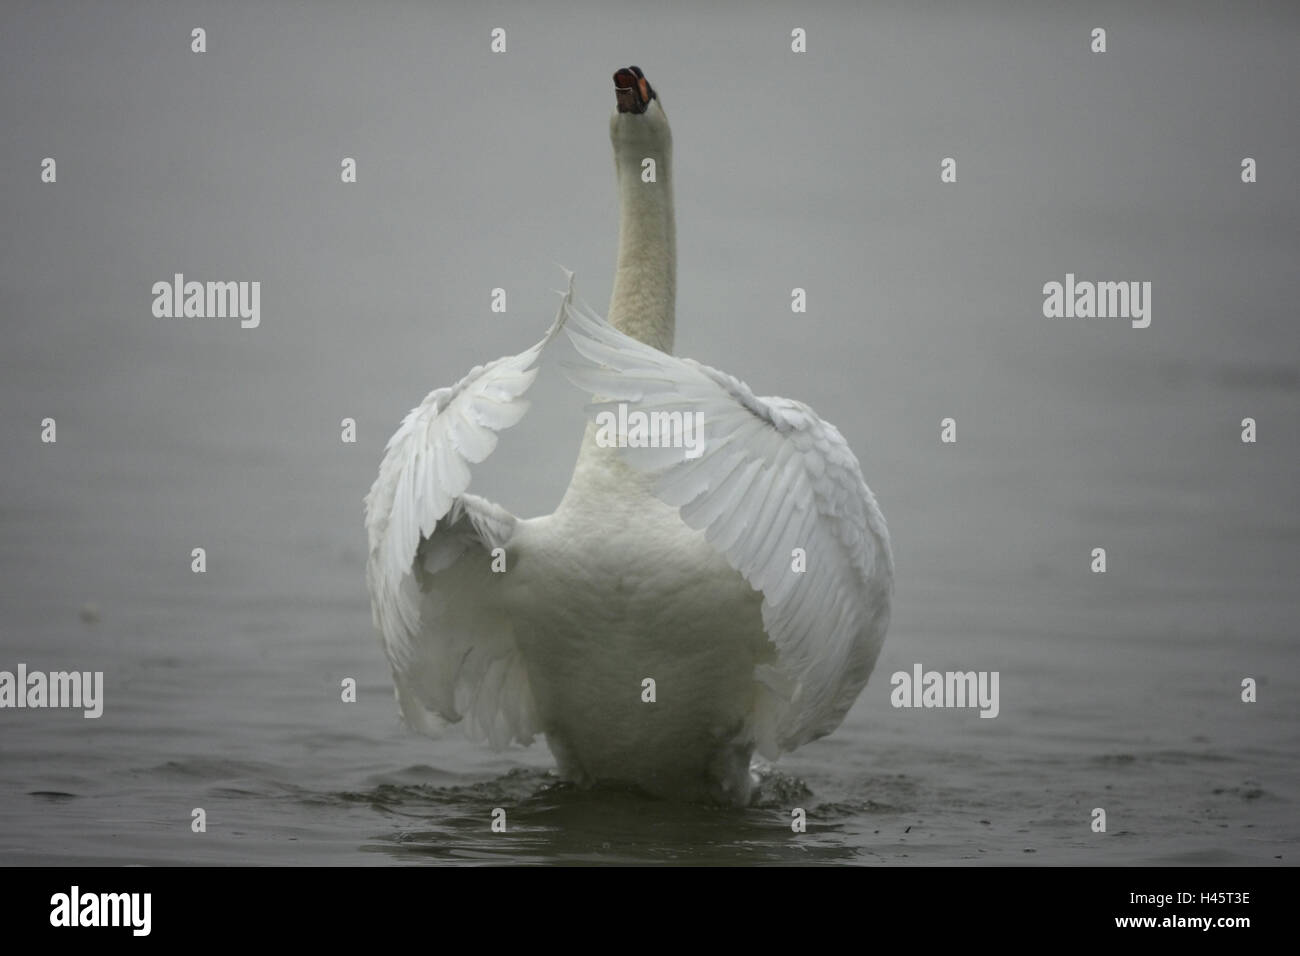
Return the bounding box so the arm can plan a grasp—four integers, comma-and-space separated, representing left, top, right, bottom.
363, 285, 569, 747
559, 294, 893, 752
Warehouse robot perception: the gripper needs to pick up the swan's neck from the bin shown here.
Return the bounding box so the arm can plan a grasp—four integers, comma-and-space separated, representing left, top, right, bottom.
555, 108, 677, 514
609, 121, 675, 353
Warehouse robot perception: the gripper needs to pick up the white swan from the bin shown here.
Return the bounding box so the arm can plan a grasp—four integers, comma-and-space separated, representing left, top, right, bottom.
365, 67, 893, 805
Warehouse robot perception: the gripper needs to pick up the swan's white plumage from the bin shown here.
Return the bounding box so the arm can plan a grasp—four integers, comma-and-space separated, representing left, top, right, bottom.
558, 294, 893, 751
364, 75, 893, 803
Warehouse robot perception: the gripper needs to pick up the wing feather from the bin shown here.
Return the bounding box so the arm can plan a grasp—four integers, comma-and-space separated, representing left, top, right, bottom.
363, 280, 572, 746
559, 292, 893, 751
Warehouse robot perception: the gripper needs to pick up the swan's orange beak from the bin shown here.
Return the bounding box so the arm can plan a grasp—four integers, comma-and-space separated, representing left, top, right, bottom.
614, 66, 654, 114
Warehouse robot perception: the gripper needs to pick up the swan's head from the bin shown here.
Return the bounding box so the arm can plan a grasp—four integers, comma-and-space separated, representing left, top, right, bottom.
610, 65, 670, 150
613, 66, 655, 115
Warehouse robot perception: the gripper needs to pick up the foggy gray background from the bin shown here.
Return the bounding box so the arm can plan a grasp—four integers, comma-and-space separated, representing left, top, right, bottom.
1, 0, 1296, 864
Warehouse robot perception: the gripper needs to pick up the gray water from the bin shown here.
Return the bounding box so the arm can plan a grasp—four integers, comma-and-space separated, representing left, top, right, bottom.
1, 0, 1297, 865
